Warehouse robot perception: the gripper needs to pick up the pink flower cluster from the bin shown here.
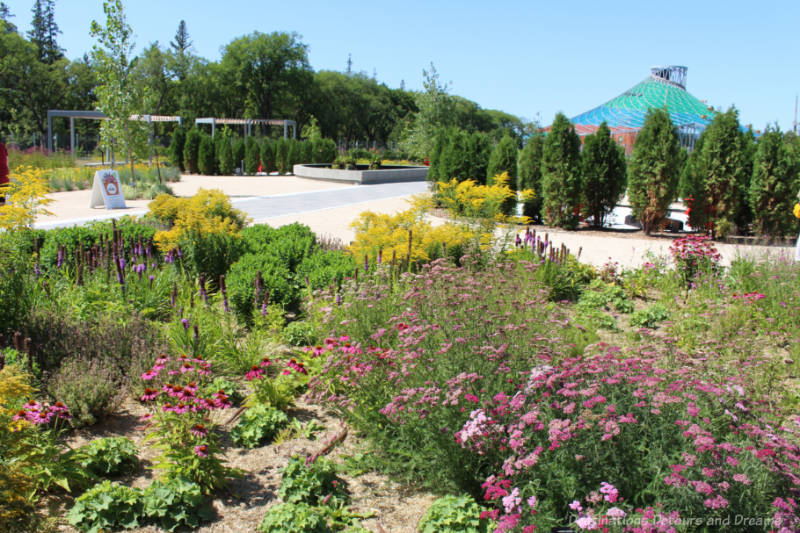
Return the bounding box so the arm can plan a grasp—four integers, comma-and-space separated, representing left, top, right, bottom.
12, 400, 71, 425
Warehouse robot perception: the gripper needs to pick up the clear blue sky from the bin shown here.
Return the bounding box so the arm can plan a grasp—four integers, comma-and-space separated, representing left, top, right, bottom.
5, 0, 800, 131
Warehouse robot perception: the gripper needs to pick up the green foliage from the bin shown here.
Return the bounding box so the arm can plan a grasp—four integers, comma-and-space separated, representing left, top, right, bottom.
90, 0, 149, 184
681, 108, 747, 237
183, 128, 202, 174
66, 480, 143, 533
170, 126, 186, 171
466, 131, 492, 186
217, 131, 235, 175
258, 502, 332, 533
141, 476, 213, 531
541, 112, 582, 229
296, 249, 356, 292
230, 404, 290, 448
279, 456, 348, 506
245, 136, 260, 175
581, 122, 627, 228
233, 137, 246, 172
518, 134, 544, 221
276, 138, 291, 174
627, 108, 682, 235
312, 138, 338, 164
283, 320, 317, 346
198, 133, 217, 175
748, 128, 800, 237
418, 494, 490, 533
486, 134, 519, 214
260, 138, 275, 172
436, 128, 471, 182
228, 252, 296, 320
78, 437, 138, 478
629, 302, 670, 329
46, 355, 125, 427
202, 377, 244, 406
180, 230, 245, 282
0, 236, 33, 336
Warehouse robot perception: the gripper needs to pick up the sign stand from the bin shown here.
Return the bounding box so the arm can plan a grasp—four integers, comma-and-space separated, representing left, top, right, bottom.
89, 170, 126, 209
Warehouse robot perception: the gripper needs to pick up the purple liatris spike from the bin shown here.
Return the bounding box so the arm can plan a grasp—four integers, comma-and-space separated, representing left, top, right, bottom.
181, 318, 190, 330
377, 249, 383, 264
364, 255, 369, 272
193, 324, 199, 343
336, 293, 342, 306
171, 282, 177, 307
149, 274, 154, 289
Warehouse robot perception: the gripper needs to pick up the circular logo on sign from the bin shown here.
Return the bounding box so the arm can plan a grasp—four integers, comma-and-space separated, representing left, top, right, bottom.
102, 173, 119, 196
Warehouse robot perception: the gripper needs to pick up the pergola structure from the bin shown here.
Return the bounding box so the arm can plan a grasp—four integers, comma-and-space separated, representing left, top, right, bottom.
194, 117, 297, 139
46, 110, 183, 160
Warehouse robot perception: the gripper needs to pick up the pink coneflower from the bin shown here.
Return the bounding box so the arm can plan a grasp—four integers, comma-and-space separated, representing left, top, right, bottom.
194, 445, 208, 457
180, 362, 194, 373
141, 388, 159, 401
190, 423, 209, 437
245, 365, 264, 381
139, 413, 153, 422
141, 369, 159, 381
172, 403, 189, 414
259, 356, 271, 368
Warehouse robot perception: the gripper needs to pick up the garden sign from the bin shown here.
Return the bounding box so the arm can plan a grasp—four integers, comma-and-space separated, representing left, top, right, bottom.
89, 169, 126, 209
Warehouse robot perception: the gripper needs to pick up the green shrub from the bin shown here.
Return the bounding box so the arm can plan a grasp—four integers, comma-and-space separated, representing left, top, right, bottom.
241, 223, 279, 255
312, 138, 337, 164
170, 127, 186, 171
227, 252, 296, 321
300, 141, 313, 164
230, 404, 290, 448
418, 494, 491, 533
283, 320, 316, 347
66, 480, 143, 532
46, 355, 125, 427
183, 128, 202, 174
279, 456, 347, 506
296, 250, 355, 293
78, 437, 138, 478
263, 223, 316, 270
629, 302, 671, 329
179, 230, 245, 282
258, 502, 332, 533
0, 237, 33, 336
217, 132, 235, 175
245, 137, 261, 175
198, 134, 217, 175
141, 476, 213, 532
276, 139, 291, 174
261, 138, 276, 173
233, 138, 246, 172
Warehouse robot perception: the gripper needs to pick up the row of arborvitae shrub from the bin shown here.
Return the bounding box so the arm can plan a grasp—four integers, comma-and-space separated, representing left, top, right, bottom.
171, 127, 338, 176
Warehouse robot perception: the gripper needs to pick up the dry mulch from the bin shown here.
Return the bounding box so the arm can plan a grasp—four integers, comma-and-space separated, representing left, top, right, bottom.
51, 397, 436, 533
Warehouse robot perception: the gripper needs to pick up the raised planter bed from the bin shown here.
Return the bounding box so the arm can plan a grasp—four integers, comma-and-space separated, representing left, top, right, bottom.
293, 163, 428, 185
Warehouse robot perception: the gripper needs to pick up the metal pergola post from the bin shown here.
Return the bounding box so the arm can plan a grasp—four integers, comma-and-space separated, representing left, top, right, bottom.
70, 117, 75, 159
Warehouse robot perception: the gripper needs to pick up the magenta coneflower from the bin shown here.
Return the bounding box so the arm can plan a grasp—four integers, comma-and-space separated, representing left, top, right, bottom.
190, 423, 209, 438
141, 369, 159, 381
245, 365, 264, 381
172, 403, 189, 414
194, 445, 208, 457
139, 413, 153, 422
180, 362, 194, 373
259, 357, 271, 368
141, 388, 159, 401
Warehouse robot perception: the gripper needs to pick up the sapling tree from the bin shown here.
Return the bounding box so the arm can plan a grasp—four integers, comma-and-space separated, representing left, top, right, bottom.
90, 0, 149, 184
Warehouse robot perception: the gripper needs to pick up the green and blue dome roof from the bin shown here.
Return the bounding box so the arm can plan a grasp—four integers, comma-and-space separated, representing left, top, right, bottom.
570, 66, 715, 136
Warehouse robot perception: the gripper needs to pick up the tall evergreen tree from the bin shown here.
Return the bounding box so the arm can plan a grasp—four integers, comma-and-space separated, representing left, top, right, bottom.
680, 108, 747, 237
169, 19, 192, 81
438, 129, 470, 182
217, 130, 234, 175
518, 134, 544, 222
541, 113, 582, 229
169, 126, 185, 171
198, 133, 217, 175
734, 129, 757, 232
581, 122, 627, 228
466, 131, 491, 185
627, 109, 682, 235
244, 136, 260, 175
0, 2, 17, 33
749, 128, 800, 237
28, 0, 61, 63
487, 134, 519, 214
183, 128, 201, 174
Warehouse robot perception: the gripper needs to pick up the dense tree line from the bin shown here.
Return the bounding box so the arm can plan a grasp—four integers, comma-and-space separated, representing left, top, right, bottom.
0, 3, 526, 156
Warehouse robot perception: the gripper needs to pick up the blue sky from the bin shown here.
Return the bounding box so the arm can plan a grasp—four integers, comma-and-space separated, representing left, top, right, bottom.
5, 0, 799, 131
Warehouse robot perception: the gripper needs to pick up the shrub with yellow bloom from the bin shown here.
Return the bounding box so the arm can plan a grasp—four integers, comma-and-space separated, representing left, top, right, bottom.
349, 206, 477, 268
435, 172, 533, 224
148, 188, 249, 251
0, 166, 54, 231
0, 364, 37, 528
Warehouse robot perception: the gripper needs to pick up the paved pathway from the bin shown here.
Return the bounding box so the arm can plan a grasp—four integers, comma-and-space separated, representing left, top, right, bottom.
35, 181, 430, 230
